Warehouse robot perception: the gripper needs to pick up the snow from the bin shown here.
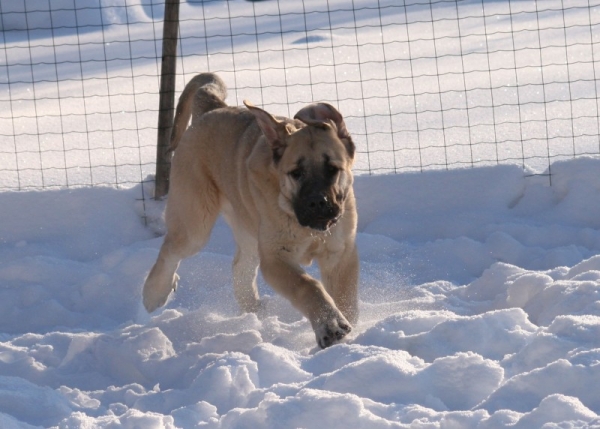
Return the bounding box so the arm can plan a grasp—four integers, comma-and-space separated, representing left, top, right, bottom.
2, 0, 600, 427
1, 157, 600, 428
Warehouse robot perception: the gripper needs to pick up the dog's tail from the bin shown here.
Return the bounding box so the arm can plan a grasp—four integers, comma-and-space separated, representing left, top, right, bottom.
169, 73, 228, 151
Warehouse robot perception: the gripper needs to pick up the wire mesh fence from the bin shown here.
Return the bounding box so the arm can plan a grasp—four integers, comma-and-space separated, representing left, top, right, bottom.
1, 0, 600, 193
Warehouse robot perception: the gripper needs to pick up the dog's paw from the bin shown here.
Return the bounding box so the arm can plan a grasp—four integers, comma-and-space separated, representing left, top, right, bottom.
143, 273, 179, 313
314, 312, 352, 349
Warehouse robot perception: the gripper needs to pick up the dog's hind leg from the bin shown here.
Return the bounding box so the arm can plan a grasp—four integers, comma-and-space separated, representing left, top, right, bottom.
319, 242, 359, 326
143, 167, 221, 313
142, 234, 186, 313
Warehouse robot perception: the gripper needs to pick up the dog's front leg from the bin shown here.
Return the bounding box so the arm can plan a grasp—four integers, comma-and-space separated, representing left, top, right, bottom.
259, 253, 352, 348
319, 242, 359, 326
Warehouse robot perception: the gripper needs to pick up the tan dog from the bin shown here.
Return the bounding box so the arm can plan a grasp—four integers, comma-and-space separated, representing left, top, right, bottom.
143, 73, 359, 348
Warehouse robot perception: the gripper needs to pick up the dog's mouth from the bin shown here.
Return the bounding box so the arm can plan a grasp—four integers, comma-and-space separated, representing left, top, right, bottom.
298, 213, 341, 232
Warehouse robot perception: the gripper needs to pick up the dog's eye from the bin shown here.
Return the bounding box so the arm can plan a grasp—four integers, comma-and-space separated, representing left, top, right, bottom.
289, 168, 304, 181
326, 165, 339, 176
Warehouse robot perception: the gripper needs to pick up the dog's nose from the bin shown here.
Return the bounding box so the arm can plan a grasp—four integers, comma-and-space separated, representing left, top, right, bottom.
308, 194, 328, 209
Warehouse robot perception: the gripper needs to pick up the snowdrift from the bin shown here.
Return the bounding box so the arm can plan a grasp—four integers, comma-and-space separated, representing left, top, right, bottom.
0, 158, 599, 427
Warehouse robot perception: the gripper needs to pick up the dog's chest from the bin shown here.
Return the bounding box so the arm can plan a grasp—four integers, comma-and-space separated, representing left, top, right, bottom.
296, 228, 345, 266
296, 236, 325, 265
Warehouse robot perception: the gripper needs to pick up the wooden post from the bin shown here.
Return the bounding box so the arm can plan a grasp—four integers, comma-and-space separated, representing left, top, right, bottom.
154, 0, 180, 199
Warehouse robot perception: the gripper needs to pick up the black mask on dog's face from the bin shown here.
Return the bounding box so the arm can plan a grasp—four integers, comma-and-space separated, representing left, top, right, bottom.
290, 156, 344, 231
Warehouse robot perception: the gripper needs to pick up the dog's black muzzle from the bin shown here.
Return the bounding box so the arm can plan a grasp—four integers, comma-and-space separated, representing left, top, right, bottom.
295, 192, 341, 231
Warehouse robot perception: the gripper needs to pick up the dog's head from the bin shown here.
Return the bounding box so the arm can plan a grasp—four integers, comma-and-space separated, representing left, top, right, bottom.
245, 100, 355, 231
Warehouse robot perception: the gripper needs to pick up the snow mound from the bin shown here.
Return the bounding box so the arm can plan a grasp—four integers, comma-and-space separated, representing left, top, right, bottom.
1, 157, 600, 427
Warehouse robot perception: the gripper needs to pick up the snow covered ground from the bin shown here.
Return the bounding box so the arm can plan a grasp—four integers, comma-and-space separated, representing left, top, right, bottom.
2, 0, 600, 428
1, 157, 600, 428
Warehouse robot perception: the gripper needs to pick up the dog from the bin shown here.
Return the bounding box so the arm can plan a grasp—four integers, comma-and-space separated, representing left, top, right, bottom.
143, 72, 359, 348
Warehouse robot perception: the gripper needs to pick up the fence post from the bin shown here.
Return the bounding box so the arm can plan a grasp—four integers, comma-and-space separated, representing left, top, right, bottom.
154, 0, 180, 200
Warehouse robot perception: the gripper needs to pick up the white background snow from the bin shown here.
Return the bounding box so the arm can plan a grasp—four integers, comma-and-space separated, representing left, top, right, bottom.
2, 0, 600, 428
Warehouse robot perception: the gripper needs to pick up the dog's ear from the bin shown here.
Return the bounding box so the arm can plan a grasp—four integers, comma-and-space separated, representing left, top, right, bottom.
294, 103, 355, 158
244, 100, 291, 163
